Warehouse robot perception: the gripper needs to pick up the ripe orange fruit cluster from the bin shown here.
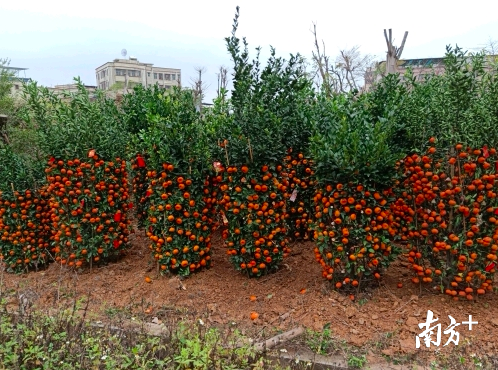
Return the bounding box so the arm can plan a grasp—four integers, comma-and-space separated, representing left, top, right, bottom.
218, 164, 291, 277
281, 150, 315, 241
313, 183, 401, 290
131, 153, 149, 228
395, 143, 498, 299
45, 153, 131, 267
0, 188, 52, 272
144, 163, 219, 276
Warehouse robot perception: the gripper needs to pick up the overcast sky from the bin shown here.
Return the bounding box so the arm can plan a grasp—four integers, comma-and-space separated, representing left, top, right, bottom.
2, 0, 497, 102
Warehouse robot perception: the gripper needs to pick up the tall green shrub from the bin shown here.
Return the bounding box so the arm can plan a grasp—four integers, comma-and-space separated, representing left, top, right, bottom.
21, 78, 127, 162
310, 92, 402, 290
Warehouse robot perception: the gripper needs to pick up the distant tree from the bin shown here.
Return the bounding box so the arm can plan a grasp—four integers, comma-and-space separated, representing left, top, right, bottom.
0, 59, 43, 166
0, 58, 15, 114
483, 38, 498, 55
310, 23, 375, 95
216, 65, 229, 101
470, 38, 498, 64
190, 66, 210, 113
335, 46, 375, 92
483, 38, 498, 64
0, 58, 17, 144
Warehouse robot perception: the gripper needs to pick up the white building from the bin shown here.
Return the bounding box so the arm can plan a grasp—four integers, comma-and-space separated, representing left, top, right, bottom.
95, 57, 181, 91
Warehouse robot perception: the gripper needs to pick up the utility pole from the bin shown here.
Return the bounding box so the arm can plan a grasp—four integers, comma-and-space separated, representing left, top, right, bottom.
384, 29, 408, 74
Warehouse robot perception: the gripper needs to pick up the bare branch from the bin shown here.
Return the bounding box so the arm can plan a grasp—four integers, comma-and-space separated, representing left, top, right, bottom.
190, 66, 210, 113
397, 31, 409, 59
484, 38, 498, 55
216, 65, 229, 103
384, 29, 390, 50
311, 23, 377, 94
310, 22, 329, 95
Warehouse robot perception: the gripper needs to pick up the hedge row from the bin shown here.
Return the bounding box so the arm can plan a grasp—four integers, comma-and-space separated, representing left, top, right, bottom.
2, 10, 498, 301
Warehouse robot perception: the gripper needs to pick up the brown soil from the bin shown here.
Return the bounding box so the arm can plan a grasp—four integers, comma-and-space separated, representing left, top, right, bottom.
2, 228, 498, 367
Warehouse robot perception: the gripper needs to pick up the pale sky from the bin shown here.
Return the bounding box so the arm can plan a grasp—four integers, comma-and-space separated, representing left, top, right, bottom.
2, 0, 497, 102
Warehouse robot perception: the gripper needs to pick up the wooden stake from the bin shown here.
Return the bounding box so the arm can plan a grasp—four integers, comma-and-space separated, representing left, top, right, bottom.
224, 143, 230, 166
248, 138, 253, 163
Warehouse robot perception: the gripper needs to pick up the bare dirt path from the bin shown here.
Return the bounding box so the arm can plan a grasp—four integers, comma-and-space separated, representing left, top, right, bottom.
2, 229, 498, 367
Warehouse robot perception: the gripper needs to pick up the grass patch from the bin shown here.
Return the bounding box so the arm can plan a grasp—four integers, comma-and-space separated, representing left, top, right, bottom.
0, 297, 292, 369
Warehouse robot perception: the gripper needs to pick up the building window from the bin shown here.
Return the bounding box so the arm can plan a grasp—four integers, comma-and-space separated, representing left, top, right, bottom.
164, 74, 170, 81
154, 73, 157, 79
116, 69, 126, 76
158, 73, 163, 80
172, 74, 176, 81
128, 70, 141, 77
147, 72, 151, 77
